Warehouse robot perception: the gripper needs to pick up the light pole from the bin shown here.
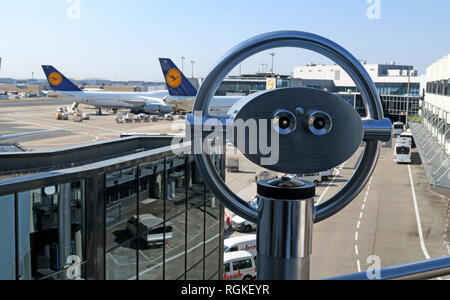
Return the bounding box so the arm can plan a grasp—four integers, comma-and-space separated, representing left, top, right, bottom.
406, 65, 411, 128
181, 56, 186, 73
269, 52, 276, 74
191, 61, 195, 78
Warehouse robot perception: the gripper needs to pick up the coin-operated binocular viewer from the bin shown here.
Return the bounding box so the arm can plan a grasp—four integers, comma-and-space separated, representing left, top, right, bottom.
188, 31, 392, 280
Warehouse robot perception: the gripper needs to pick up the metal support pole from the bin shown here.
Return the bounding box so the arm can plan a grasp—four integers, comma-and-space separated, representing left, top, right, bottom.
59, 183, 72, 279
257, 195, 315, 280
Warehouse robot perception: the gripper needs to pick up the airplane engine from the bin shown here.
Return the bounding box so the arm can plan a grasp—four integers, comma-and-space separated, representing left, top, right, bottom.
143, 104, 173, 115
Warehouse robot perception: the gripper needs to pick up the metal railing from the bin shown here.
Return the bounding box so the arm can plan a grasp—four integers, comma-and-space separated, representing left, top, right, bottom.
327, 256, 450, 280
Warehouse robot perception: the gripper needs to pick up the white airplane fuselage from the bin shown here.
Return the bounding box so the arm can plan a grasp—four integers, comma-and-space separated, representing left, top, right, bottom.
164, 95, 242, 115
55, 90, 170, 109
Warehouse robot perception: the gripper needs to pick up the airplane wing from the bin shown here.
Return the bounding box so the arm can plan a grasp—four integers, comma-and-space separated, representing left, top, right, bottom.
0, 129, 63, 142
137, 96, 166, 103
122, 99, 146, 107
123, 96, 165, 107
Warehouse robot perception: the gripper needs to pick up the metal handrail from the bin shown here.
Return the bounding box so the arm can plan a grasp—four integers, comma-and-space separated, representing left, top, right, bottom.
326, 256, 450, 280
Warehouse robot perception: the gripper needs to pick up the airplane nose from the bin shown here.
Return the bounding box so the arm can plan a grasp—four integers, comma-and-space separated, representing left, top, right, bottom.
163, 96, 174, 105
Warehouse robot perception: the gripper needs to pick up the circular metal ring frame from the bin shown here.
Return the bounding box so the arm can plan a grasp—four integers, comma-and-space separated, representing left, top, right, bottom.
193, 31, 383, 224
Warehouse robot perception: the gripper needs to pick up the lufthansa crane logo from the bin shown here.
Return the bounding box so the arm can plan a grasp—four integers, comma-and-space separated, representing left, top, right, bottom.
166, 68, 182, 89
48, 72, 63, 86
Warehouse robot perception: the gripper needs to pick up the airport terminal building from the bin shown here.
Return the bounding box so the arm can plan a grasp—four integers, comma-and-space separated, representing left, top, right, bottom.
293, 62, 423, 122
0, 136, 224, 280
410, 54, 450, 189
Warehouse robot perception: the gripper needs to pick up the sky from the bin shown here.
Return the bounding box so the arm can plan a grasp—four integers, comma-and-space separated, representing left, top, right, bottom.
0, 0, 449, 81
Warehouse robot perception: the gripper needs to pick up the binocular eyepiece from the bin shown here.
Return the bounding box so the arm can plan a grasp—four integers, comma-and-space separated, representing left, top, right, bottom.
272, 108, 333, 137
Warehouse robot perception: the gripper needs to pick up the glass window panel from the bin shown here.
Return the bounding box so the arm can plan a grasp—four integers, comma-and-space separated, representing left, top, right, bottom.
106, 167, 137, 252
232, 259, 252, 271
164, 156, 187, 280
0, 194, 15, 280
205, 248, 220, 280
105, 168, 138, 280
18, 181, 85, 280
106, 240, 137, 280
205, 190, 221, 256
137, 161, 165, 280
186, 166, 206, 271
186, 261, 204, 280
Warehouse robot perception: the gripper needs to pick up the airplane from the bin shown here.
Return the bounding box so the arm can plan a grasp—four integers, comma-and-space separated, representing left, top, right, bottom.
0, 129, 62, 142
42, 65, 174, 115
159, 58, 242, 115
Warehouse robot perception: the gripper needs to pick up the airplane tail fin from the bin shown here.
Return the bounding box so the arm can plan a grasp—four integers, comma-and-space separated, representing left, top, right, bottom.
159, 58, 197, 97
42, 65, 81, 92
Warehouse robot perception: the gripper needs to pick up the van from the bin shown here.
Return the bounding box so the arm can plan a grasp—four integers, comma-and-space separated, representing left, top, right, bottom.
224, 234, 257, 258
127, 214, 174, 248
295, 173, 322, 185
320, 169, 334, 181
223, 251, 257, 280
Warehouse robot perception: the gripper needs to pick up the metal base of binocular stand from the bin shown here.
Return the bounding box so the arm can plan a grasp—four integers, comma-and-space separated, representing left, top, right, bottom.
257, 192, 315, 280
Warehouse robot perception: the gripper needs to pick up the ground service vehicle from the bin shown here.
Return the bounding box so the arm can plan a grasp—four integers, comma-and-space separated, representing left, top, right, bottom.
224, 235, 257, 258
393, 121, 404, 136
295, 173, 322, 185
320, 169, 334, 181
73, 113, 82, 122
400, 129, 416, 148
395, 137, 412, 164
227, 156, 240, 172
223, 251, 257, 280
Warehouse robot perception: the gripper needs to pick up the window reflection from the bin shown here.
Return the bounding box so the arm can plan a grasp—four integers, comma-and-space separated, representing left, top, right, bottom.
0, 195, 15, 280
164, 155, 187, 280
17, 181, 85, 280
205, 248, 220, 280
105, 168, 138, 280
137, 160, 165, 280
186, 261, 204, 280
2, 148, 224, 280
186, 173, 205, 273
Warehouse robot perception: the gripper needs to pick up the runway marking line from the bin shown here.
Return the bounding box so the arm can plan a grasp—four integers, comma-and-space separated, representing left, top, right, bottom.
408, 165, 431, 260
316, 168, 341, 204
354, 176, 373, 272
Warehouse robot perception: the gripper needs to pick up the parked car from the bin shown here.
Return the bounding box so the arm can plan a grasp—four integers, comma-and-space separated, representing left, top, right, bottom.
127, 214, 174, 248
231, 215, 257, 233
